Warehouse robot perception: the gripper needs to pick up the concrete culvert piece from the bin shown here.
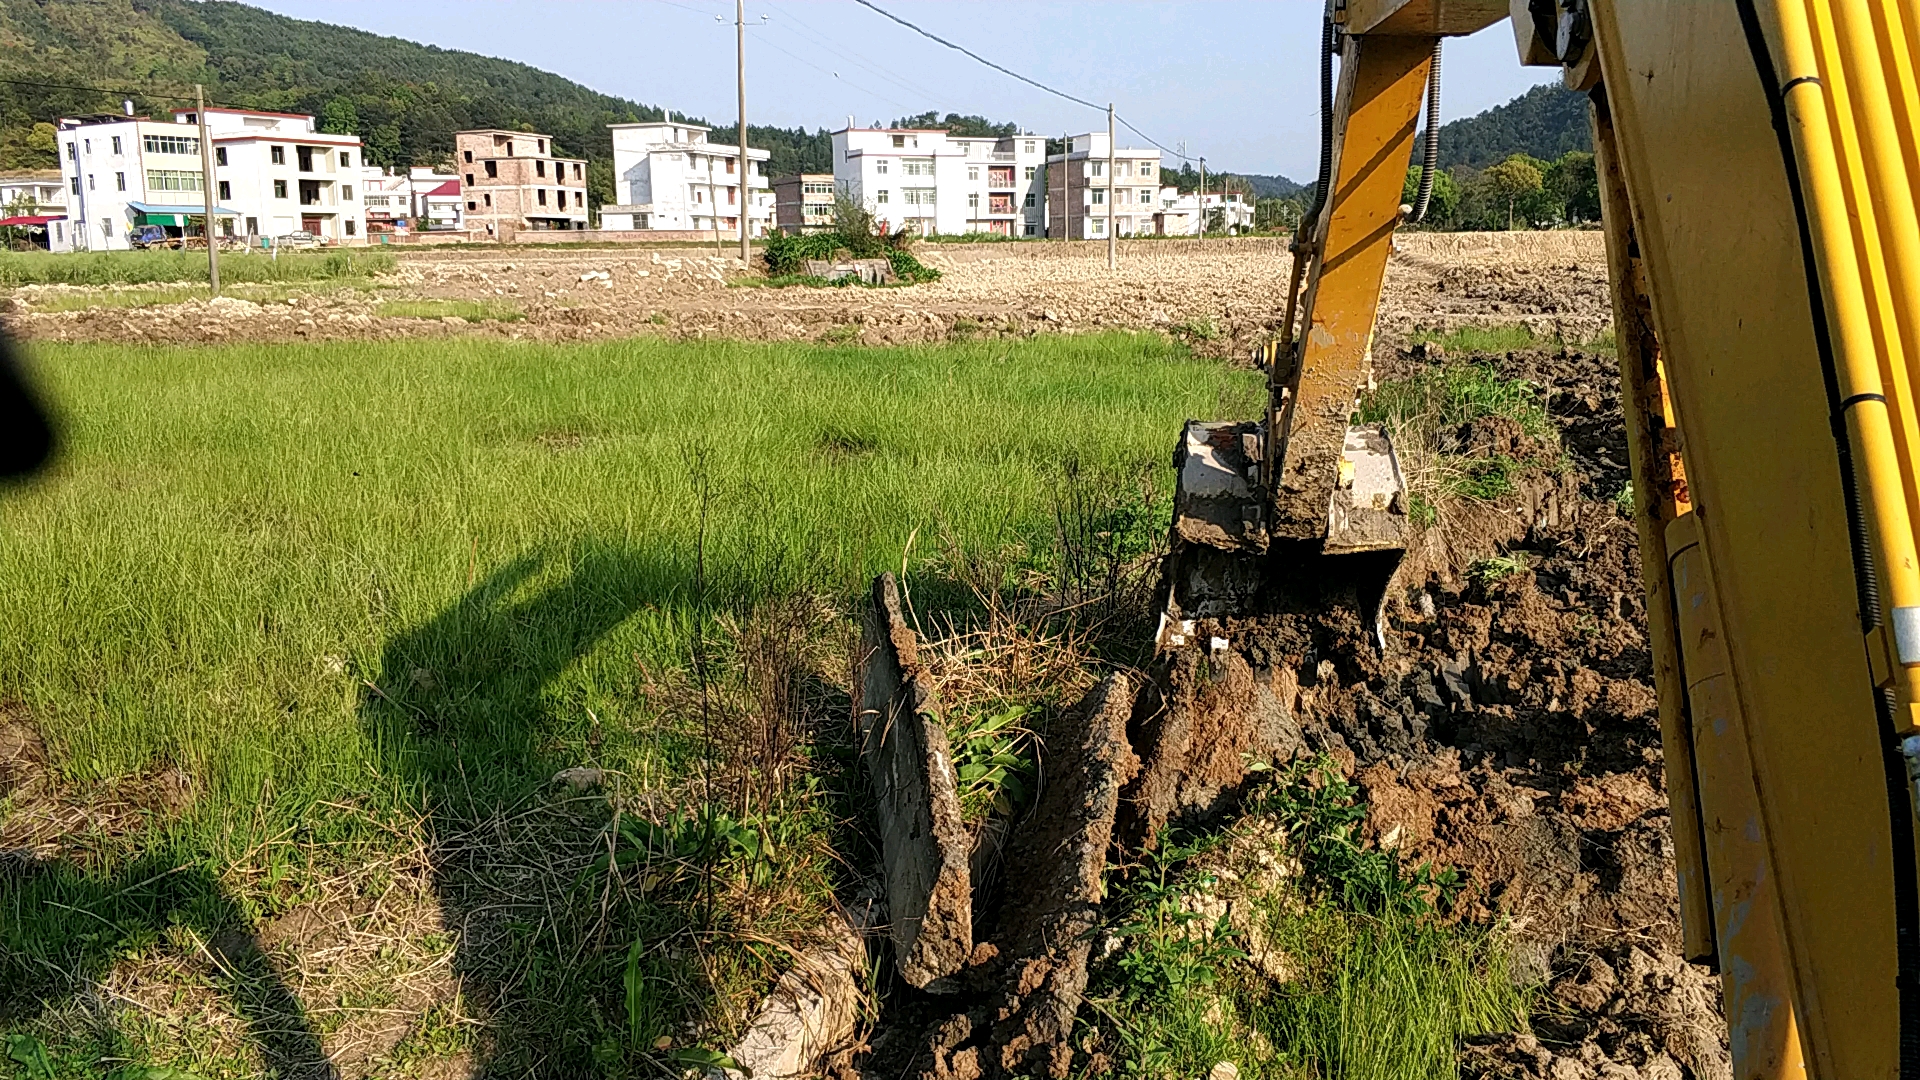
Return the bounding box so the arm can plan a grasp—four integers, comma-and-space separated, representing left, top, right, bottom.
858, 572, 973, 989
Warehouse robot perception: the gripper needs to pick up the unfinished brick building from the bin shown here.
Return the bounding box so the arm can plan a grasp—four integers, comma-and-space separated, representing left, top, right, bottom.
454, 129, 589, 240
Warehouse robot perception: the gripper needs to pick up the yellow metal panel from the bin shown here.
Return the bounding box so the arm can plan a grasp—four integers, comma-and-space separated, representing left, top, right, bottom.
1342, 0, 1507, 36
1590, 3, 1900, 1076
1593, 89, 1715, 964
1274, 33, 1434, 539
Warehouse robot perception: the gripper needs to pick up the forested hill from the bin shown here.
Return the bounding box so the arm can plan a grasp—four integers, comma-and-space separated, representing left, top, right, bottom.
0, 0, 836, 199
1429, 83, 1592, 168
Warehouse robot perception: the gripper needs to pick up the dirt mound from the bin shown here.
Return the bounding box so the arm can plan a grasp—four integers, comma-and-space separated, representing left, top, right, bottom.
1314, 347, 1726, 1079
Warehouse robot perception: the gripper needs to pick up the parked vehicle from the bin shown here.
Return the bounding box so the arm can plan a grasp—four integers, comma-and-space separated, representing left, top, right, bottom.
129, 225, 177, 250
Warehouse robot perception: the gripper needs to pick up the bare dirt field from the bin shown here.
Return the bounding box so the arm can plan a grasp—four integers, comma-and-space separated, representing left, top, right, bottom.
5, 232, 1612, 354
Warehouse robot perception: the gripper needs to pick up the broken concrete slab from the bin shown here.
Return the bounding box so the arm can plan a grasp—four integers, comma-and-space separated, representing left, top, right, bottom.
718, 911, 871, 1080
920, 672, 1141, 1080
858, 573, 973, 989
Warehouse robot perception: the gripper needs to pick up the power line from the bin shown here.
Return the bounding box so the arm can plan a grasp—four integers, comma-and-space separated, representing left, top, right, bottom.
764, 6, 944, 106
846, 0, 1105, 113
843, 0, 1196, 165
750, 32, 916, 112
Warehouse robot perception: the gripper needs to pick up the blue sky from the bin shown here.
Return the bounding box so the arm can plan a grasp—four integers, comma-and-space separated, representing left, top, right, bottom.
250, 1, 1559, 179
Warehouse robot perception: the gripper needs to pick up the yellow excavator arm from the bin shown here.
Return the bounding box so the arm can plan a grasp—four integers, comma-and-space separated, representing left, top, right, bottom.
1165, 2, 1920, 1075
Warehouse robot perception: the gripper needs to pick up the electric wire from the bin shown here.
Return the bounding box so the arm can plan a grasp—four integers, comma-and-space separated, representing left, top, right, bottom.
765, 4, 946, 106
840, 0, 1200, 167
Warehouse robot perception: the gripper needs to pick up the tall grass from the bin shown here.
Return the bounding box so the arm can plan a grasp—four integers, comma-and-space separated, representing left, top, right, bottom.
0, 248, 395, 287
0, 333, 1259, 1075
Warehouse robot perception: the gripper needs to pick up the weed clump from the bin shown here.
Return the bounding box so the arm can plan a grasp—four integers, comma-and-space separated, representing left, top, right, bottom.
757, 192, 940, 286
1359, 362, 1558, 524
1083, 758, 1532, 1079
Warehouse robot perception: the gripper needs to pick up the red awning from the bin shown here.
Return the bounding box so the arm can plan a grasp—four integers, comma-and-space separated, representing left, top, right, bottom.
0, 215, 63, 226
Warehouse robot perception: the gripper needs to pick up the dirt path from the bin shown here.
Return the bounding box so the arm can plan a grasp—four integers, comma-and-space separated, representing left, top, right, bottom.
6, 232, 1612, 354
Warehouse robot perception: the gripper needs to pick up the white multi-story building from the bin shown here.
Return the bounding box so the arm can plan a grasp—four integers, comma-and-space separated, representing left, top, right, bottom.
0, 171, 66, 216
1154, 187, 1257, 236
1045, 134, 1161, 239
56, 107, 365, 250
831, 124, 1048, 237
598, 121, 772, 235
408, 168, 463, 230
359, 166, 413, 233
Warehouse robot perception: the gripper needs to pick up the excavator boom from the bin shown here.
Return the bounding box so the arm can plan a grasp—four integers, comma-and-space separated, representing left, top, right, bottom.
1161, 2, 1920, 1076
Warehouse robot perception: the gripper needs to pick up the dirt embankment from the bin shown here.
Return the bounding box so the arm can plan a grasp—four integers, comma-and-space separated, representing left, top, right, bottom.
1312, 347, 1725, 1080
5, 232, 1612, 353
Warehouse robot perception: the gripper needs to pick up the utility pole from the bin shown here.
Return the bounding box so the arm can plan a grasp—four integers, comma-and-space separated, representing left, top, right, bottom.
1106, 103, 1115, 270
1198, 156, 1207, 238
736, 0, 750, 263
196, 84, 220, 296
1061, 130, 1070, 241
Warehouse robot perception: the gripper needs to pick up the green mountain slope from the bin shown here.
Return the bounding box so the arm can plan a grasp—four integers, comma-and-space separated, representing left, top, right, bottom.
0, 0, 835, 201
1429, 83, 1591, 169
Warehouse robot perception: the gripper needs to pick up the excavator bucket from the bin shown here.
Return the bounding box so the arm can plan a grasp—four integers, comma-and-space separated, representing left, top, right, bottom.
1156, 29, 1434, 651
1160, 408, 1410, 642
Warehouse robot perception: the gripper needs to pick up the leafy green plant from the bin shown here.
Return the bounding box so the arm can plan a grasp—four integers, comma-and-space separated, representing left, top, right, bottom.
1613, 480, 1635, 513
887, 248, 941, 284
1470, 552, 1531, 585
761, 228, 839, 276
947, 705, 1034, 820
1451, 454, 1522, 501
1259, 756, 1461, 917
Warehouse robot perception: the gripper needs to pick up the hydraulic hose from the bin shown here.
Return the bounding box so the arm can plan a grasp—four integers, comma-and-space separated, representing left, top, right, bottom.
1306, 15, 1336, 226
1412, 39, 1443, 222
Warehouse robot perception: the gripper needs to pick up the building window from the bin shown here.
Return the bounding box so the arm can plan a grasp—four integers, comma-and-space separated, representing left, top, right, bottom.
1090, 161, 1103, 176
892, 134, 905, 148
876, 190, 889, 204
485, 161, 497, 178
969, 166, 979, 181
1024, 223, 1036, 236
1091, 219, 1105, 236
143, 134, 198, 156
538, 139, 547, 154
1024, 141, 1036, 154
70, 176, 80, 195
904, 187, 935, 206
66, 142, 76, 161
876, 160, 889, 175
467, 200, 477, 211
116, 172, 126, 191
726, 158, 735, 174
218, 180, 230, 200
86, 174, 94, 190
465, 174, 474, 187
215, 147, 227, 166
536, 160, 546, 177
484, 193, 492, 206
904, 158, 934, 176
112, 136, 122, 154
1142, 189, 1153, 203
83, 139, 90, 154
968, 193, 978, 210
464, 149, 473, 163
271, 145, 285, 165
1024, 166, 1035, 180
1140, 161, 1154, 176
340, 152, 351, 168
557, 190, 567, 209
1025, 193, 1035, 207
573, 163, 582, 180
345, 219, 356, 235
274, 179, 288, 198
1092, 189, 1105, 204
246, 216, 258, 234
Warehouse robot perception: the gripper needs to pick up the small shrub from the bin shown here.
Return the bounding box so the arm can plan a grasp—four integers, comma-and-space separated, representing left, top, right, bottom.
887, 249, 940, 284
760, 228, 837, 276
1613, 480, 1635, 514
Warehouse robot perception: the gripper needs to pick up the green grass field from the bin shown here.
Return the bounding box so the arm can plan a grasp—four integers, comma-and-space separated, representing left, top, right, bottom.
0, 333, 1260, 1077
0, 249, 395, 288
